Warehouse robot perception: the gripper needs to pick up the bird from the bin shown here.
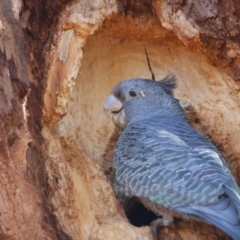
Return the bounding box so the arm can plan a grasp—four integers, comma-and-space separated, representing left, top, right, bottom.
103, 75, 240, 240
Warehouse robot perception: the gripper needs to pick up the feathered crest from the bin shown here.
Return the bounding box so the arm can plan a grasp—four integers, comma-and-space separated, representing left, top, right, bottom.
158, 74, 176, 96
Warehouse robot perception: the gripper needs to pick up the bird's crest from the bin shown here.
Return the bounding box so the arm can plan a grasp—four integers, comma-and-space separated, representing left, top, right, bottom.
158, 74, 176, 96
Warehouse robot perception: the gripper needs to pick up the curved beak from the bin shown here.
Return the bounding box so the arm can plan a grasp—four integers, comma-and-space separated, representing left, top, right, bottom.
104, 94, 126, 129
104, 94, 123, 118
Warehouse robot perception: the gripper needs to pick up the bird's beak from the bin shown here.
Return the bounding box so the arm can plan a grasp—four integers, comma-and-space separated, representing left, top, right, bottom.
104, 94, 123, 118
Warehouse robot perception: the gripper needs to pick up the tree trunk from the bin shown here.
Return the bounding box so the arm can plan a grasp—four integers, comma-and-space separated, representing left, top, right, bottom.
0, 0, 240, 239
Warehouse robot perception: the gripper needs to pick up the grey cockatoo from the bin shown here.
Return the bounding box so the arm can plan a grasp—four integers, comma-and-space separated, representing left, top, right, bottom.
103, 75, 240, 239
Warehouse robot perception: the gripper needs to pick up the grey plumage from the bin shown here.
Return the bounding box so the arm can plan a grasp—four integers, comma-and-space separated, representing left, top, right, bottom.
104, 75, 240, 239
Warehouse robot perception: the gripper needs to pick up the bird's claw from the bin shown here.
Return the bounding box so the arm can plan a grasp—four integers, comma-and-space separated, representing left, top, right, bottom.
150, 215, 174, 240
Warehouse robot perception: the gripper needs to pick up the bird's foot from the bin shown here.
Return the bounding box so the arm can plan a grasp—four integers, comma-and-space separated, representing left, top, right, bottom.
150, 215, 174, 240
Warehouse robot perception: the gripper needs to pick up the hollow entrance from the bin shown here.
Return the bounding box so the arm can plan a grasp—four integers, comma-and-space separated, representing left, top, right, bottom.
55, 4, 240, 238
125, 198, 158, 227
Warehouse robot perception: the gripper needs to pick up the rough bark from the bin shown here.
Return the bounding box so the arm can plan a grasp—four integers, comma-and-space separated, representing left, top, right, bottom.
1, 0, 240, 240
0, 0, 57, 239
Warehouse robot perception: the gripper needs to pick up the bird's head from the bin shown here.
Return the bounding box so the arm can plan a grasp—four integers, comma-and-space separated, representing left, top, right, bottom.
104, 75, 183, 129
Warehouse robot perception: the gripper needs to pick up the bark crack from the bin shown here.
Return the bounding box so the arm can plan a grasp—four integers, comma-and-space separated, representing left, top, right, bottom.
144, 45, 155, 81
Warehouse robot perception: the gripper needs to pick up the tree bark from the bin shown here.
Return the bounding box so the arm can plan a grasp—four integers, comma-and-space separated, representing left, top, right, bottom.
0, 0, 57, 239
0, 0, 240, 239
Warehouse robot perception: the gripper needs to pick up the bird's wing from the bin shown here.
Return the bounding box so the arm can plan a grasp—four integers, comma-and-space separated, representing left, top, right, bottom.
116, 116, 239, 209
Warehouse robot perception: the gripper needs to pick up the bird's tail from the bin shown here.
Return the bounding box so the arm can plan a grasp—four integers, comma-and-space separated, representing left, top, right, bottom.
226, 186, 240, 218
176, 196, 240, 240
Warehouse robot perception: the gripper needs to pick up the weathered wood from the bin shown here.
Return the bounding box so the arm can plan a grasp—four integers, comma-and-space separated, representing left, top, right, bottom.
0, 0, 57, 239
1, 0, 240, 239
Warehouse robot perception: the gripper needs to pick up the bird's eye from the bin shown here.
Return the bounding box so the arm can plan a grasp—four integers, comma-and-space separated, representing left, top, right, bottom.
129, 91, 136, 97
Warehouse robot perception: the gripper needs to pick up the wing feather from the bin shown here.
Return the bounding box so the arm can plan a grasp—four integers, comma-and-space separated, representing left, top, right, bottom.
116, 116, 240, 208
